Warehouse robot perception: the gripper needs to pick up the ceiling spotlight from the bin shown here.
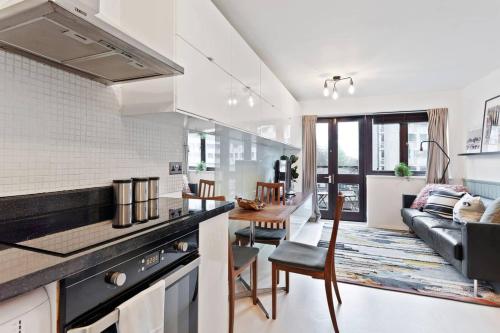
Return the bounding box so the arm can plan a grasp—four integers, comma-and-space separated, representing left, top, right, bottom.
323, 81, 330, 97
323, 75, 355, 99
248, 95, 255, 108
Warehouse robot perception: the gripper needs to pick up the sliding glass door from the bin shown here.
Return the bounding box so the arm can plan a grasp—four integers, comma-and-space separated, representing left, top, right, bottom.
316, 117, 366, 221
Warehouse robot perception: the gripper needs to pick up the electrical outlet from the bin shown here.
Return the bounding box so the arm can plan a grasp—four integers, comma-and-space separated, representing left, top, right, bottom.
169, 162, 183, 175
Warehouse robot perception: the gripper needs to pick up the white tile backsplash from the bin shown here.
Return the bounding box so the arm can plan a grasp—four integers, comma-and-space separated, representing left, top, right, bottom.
0, 50, 184, 196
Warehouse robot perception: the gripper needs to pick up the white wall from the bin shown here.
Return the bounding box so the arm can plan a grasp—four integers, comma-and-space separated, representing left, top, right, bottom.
459, 68, 500, 182
0, 50, 185, 196
300, 90, 465, 179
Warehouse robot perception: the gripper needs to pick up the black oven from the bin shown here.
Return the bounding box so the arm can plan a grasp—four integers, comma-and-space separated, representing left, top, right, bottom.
60, 228, 199, 333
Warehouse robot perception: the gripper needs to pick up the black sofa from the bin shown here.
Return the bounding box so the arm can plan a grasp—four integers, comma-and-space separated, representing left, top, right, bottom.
401, 194, 500, 287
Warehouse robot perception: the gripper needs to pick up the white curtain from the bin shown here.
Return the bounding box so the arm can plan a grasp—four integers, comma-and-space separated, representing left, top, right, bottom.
302, 116, 321, 221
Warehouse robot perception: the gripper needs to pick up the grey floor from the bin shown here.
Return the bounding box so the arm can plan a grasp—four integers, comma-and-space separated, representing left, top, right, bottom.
234, 221, 500, 333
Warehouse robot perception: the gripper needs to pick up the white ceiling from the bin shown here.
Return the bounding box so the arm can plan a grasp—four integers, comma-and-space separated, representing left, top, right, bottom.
212, 0, 500, 101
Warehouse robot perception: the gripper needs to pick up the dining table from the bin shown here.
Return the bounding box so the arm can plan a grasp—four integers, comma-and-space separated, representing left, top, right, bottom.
228, 192, 311, 318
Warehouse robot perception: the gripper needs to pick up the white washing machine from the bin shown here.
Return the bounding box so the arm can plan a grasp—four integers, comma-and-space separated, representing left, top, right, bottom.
0, 285, 53, 333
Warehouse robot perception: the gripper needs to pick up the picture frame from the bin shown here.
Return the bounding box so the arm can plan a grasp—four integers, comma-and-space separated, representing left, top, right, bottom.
481, 95, 500, 152
465, 129, 482, 153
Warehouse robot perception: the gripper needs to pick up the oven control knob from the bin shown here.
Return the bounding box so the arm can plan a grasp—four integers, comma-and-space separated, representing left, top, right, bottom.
106, 272, 127, 287
176, 241, 189, 252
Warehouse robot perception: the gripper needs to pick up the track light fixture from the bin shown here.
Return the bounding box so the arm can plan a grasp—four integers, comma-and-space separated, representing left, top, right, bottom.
323, 75, 355, 100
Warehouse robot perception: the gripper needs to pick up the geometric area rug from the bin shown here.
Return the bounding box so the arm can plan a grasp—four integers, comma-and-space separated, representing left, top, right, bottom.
317, 222, 500, 307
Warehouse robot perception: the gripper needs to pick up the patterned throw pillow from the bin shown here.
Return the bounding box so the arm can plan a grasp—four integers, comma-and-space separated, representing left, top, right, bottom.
480, 198, 500, 224
453, 193, 485, 223
423, 189, 466, 219
411, 183, 468, 209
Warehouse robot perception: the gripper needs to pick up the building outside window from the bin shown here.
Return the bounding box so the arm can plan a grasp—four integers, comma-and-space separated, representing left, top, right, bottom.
370, 112, 429, 175
188, 132, 216, 171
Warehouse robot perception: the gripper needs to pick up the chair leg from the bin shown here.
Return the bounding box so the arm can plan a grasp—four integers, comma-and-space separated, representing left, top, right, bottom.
324, 278, 340, 333
229, 276, 235, 333
332, 266, 342, 304
285, 271, 289, 293
276, 245, 280, 285
252, 260, 257, 305
272, 263, 277, 320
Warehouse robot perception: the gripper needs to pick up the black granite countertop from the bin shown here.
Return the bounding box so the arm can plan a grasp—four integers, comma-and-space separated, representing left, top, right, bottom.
0, 197, 234, 302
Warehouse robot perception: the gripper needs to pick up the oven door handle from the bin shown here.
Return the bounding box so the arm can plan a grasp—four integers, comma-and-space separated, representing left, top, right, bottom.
67, 257, 201, 333
67, 309, 119, 333
158, 256, 201, 288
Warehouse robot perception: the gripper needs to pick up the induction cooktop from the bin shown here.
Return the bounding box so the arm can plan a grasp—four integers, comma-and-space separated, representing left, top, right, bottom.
0, 198, 206, 257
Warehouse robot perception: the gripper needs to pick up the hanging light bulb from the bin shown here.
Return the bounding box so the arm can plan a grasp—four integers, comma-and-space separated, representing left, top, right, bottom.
232, 98, 238, 105
348, 78, 355, 95
248, 95, 255, 108
332, 86, 339, 100
323, 81, 330, 97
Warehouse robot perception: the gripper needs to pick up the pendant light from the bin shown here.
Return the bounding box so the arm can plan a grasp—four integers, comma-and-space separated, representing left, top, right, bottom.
323, 75, 355, 100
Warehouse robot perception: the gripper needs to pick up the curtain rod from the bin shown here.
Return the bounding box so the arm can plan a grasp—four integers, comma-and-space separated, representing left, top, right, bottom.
373, 110, 427, 115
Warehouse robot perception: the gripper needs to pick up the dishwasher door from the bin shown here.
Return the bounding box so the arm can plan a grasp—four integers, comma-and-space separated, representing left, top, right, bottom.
0, 287, 51, 333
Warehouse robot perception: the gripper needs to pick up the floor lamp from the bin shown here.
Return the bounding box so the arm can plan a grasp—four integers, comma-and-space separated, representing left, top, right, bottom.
420, 140, 450, 184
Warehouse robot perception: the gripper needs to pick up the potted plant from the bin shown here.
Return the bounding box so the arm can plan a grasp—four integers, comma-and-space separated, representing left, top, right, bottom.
394, 162, 413, 178
196, 161, 206, 173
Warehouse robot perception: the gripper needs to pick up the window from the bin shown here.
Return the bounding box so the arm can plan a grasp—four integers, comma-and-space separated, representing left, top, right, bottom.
188, 132, 216, 171
369, 112, 428, 175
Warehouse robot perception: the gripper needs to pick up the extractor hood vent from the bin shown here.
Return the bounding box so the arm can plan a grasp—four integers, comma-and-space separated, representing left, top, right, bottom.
0, 0, 183, 85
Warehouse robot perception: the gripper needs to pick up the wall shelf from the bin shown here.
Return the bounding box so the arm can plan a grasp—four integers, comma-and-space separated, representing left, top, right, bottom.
458, 151, 500, 156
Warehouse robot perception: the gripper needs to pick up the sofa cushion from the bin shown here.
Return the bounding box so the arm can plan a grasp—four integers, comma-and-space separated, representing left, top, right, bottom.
453, 193, 485, 223
480, 198, 500, 224
411, 184, 468, 209
423, 189, 466, 219
401, 208, 435, 228
429, 227, 463, 261
411, 216, 452, 242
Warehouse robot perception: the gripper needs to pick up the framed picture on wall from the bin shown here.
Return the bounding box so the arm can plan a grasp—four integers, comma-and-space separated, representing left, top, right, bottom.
481, 95, 500, 152
466, 129, 482, 153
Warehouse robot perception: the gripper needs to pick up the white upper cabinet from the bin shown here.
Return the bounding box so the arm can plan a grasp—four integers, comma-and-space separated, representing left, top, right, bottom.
176, 0, 231, 71
108, 0, 176, 115
106, 0, 175, 58
260, 63, 283, 112
229, 27, 261, 93
228, 77, 262, 133
175, 36, 231, 121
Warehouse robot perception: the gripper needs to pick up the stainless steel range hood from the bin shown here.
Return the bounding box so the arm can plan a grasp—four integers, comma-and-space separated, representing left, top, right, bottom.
0, 0, 183, 85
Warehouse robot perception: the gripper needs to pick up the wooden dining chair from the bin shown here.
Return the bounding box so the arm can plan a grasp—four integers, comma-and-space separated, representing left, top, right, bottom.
235, 182, 287, 247
268, 194, 345, 333
198, 179, 215, 198
228, 242, 259, 333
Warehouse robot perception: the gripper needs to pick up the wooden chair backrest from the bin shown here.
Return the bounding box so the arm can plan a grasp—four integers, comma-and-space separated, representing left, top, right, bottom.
198, 179, 215, 198
255, 182, 285, 228
255, 182, 285, 205
324, 194, 345, 275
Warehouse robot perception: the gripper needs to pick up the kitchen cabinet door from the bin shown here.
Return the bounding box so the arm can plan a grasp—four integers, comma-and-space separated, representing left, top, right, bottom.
230, 28, 261, 93
260, 63, 282, 112
176, 37, 231, 121
176, 0, 231, 71
111, 0, 175, 58
199, 213, 229, 333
